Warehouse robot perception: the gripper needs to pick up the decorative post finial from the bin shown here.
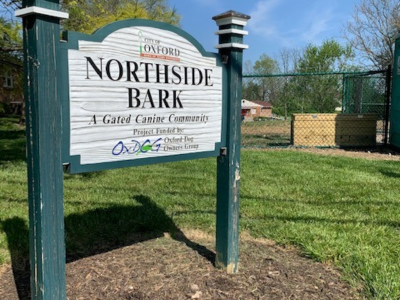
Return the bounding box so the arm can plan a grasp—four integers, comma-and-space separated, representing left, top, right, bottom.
213, 10, 250, 50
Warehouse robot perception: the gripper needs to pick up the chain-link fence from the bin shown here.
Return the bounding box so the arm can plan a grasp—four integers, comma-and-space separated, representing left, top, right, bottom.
241, 70, 391, 148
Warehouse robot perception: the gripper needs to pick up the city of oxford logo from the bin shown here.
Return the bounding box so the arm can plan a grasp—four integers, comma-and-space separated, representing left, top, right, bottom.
138, 30, 181, 62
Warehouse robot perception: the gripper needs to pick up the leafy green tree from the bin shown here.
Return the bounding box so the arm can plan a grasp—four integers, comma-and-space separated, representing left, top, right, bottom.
0, 17, 23, 92
272, 75, 302, 119
0, 0, 179, 118
242, 79, 261, 101
243, 41, 355, 117
0, 0, 180, 33
63, 0, 180, 33
287, 40, 354, 113
297, 40, 353, 73
0, 17, 22, 67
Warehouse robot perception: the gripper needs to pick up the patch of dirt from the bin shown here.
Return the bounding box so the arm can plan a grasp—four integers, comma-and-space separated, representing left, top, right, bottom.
0, 230, 363, 300
0, 265, 7, 278
261, 146, 400, 161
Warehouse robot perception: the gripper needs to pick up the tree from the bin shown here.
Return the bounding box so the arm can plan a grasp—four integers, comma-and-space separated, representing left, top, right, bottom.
62, 0, 180, 33
296, 40, 353, 73
277, 47, 301, 74
242, 54, 279, 102
0, 17, 21, 58
289, 40, 354, 113
344, 0, 400, 69
0, 0, 19, 17
0, 0, 180, 33
0, 17, 23, 84
273, 47, 301, 119
254, 54, 280, 102
243, 59, 253, 74
243, 41, 355, 117
0, 0, 179, 119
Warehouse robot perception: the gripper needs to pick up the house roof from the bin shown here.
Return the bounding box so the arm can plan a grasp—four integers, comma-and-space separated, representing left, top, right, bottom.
241, 99, 262, 109
241, 99, 272, 109
251, 100, 272, 108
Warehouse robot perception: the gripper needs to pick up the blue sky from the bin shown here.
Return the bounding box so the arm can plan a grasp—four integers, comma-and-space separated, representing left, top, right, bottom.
0, 0, 361, 66
168, 0, 360, 65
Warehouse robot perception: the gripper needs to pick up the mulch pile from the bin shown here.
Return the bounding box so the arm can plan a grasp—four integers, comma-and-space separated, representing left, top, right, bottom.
0, 230, 363, 300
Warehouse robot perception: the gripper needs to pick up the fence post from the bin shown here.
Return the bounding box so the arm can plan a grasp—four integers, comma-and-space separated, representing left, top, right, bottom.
16, 3, 68, 300
213, 10, 250, 274
384, 64, 392, 146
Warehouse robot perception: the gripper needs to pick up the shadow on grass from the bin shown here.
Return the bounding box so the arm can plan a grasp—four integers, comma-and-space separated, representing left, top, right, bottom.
64, 170, 106, 181
2, 195, 215, 300
380, 170, 400, 179
1, 218, 30, 300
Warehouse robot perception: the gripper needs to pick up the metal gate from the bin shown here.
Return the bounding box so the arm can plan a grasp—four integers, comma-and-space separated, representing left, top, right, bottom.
342, 69, 391, 146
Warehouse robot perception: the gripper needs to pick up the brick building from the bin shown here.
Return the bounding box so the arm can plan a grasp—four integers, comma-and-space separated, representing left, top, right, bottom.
241, 99, 272, 121
0, 70, 24, 115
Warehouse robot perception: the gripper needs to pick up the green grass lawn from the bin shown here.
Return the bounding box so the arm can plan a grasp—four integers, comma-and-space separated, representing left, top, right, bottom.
1, 117, 400, 299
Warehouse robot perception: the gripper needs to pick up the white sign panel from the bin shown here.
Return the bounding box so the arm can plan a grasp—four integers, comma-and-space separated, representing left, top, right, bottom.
68, 26, 223, 165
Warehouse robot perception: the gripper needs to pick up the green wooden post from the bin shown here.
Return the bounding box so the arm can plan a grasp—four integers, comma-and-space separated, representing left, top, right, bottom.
213, 11, 250, 274
390, 36, 400, 149
16, 3, 69, 300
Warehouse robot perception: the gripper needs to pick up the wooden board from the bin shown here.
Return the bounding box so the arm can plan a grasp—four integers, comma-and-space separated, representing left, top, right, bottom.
292, 113, 378, 147
59, 20, 226, 173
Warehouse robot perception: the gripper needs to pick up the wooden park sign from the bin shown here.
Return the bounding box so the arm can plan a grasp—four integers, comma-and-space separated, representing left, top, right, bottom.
16, 3, 249, 299
60, 19, 226, 173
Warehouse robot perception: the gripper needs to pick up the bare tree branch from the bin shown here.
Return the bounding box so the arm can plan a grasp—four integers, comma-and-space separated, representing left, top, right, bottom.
343, 0, 400, 68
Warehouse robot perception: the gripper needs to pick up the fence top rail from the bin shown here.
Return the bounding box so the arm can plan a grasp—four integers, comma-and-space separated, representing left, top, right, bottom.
243, 70, 387, 78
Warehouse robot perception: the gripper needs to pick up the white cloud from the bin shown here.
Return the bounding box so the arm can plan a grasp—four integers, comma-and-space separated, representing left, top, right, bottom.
248, 0, 281, 38
248, 0, 341, 50
300, 5, 336, 44
247, 0, 299, 50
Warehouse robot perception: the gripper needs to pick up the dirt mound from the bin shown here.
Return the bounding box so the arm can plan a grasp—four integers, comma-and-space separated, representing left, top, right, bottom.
0, 230, 362, 300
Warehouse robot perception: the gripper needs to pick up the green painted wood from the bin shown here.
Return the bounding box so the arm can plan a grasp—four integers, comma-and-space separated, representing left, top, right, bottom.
214, 11, 250, 274
390, 38, 400, 149
58, 19, 228, 174
66, 149, 221, 174
22, 1, 66, 299
384, 65, 392, 146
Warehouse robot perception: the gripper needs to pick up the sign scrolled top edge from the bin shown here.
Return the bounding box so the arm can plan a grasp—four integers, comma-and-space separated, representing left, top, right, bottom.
62, 18, 218, 60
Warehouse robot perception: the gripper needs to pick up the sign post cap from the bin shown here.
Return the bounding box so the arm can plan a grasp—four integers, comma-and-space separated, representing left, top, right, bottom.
212, 10, 250, 26
212, 10, 250, 22
213, 10, 250, 49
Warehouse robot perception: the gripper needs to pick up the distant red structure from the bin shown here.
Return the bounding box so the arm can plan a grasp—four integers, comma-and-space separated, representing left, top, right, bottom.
241, 99, 272, 120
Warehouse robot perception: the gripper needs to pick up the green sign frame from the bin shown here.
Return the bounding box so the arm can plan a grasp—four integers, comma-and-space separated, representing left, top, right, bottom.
58, 19, 228, 174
